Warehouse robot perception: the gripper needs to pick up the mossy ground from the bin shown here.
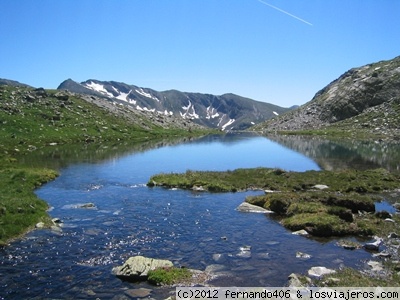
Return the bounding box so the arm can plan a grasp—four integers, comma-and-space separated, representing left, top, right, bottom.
312, 267, 400, 287
147, 267, 192, 286
148, 168, 400, 237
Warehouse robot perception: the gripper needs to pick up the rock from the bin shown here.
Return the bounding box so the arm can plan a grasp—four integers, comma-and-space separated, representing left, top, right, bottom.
384, 218, 395, 223
292, 229, 308, 236
312, 184, 329, 190
388, 232, 398, 238
236, 202, 273, 213
337, 239, 362, 250
372, 252, 391, 258
52, 218, 62, 224
78, 203, 96, 209
237, 246, 252, 258
393, 203, 400, 211
264, 189, 280, 193
50, 225, 62, 233
34, 87, 48, 97
25, 94, 36, 102
367, 261, 384, 272
124, 288, 152, 298
364, 237, 383, 251
212, 254, 223, 262
308, 266, 336, 278
192, 185, 205, 191
296, 252, 312, 259
54, 92, 69, 101
112, 256, 173, 281
35, 222, 45, 229
288, 273, 304, 287
375, 211, 392, 219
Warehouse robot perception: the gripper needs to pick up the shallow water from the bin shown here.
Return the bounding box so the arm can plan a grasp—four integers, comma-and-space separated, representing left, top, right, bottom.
0, 133, 395, 299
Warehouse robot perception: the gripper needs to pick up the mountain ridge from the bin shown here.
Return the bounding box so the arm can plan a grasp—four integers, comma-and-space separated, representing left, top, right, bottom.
252, 55, 400, 137
58, 79, 292, 130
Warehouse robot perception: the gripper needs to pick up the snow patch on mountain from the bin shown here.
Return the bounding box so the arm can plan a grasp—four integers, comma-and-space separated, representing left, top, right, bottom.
85, 81, 114, 97
273, 111, 279, 116
222, 119, 235, 131
158, 110, 173, 116
180, 100, 199, 119
115, 90, 132, 102
135, 88, 160, 102
206, 106, 220, 119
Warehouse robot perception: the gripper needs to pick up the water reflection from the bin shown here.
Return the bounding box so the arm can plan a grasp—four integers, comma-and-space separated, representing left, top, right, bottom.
1, 133, 399, 299
266, 134, 400, 172
15, 135, 200, 170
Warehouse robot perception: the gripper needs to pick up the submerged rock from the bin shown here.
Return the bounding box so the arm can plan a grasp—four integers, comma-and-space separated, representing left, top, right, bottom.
78, 203, 96, 209
125, 288, 152, 298
112, 255, 173, 281
337, 239, 362, 250
237, 246, 252, 258
296, 252, 312, 259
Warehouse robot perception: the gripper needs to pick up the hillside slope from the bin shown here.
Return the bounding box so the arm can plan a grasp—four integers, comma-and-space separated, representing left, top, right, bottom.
58, 79, 291, 130
252, 56, 400, 136
0, 84, 205, 155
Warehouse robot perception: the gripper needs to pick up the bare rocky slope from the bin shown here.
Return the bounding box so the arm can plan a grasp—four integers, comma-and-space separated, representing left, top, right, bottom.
252, 55, 400, 136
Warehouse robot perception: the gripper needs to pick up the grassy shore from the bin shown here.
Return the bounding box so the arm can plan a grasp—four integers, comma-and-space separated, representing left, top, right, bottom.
148, 168, 400, 237
148, 167, 400, 286
0, 85, 212, 245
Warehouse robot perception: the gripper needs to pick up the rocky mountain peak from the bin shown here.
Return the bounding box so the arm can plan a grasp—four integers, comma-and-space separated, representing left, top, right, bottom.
254, 55, 400, 132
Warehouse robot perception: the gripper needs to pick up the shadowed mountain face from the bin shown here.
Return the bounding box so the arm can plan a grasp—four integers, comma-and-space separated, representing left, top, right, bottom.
254, 55, 400, 132
58, 79, 292, 131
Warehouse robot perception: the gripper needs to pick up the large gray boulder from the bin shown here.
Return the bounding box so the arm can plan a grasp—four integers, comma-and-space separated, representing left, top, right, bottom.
112, 256, 173, 281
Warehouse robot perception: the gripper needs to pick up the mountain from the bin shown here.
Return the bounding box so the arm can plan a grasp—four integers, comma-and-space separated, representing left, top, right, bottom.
0, 78, 31, 88
252, 55, 400, 135
58, 79, 291, 130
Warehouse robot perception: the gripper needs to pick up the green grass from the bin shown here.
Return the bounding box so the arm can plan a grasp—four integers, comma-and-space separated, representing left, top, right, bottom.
314, 267, 400, 287
148, 168, 399, 194
147, 267, 192, 285
0, 163, 58, 245
0, 85, 213, 244
148, 167, 400, 237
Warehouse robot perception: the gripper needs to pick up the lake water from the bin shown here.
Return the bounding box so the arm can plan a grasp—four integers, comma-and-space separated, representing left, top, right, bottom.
0, 133, 398, 299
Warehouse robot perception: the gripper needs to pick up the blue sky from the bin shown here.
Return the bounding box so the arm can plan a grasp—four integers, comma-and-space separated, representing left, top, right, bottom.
1, 0, 399, 107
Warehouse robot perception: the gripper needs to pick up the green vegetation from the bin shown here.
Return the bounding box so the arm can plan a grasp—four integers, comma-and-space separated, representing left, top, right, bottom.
148, 168, 399, 194
0, 161, 58, 245
147, 267, 192, 285
0, 85, 212, 244
148, 167, 400, 237
313, 267, 400, 287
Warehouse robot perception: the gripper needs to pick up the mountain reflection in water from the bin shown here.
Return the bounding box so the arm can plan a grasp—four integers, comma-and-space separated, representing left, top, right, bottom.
1, 133, 398, 299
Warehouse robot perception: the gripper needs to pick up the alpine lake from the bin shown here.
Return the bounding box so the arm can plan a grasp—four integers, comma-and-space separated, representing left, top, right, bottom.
1, 133, 399, 299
